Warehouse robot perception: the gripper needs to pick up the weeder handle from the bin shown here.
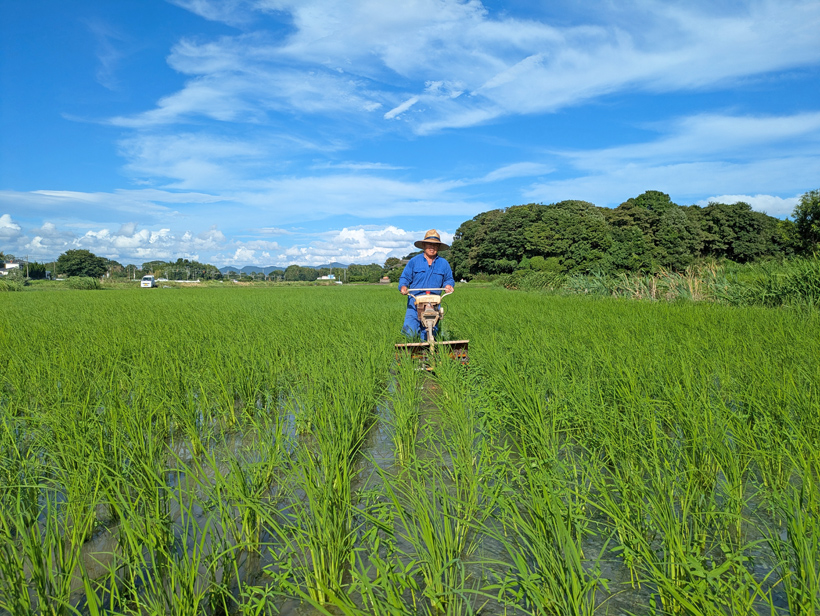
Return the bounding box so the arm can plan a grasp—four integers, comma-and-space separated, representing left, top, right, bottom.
407, 287, 453, 301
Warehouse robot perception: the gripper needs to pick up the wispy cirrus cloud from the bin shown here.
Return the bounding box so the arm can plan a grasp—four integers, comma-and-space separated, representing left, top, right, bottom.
84, 19, 128, 90
128, 0, 820, 134
522, 110, 820, 211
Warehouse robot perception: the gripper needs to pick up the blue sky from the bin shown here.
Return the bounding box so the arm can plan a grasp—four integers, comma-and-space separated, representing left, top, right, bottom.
1, 0, 818, 267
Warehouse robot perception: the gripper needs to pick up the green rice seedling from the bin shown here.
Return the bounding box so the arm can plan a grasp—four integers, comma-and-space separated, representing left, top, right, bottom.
766, 472, 820, 615
433, 353, 510, 537
189, 408, 288, 557
750, 416, 797, 500
105, 448, 173, 604
46, 423, 107, 549
0, 415, 42, 535
169, 389, 213, 458
110, 485, 228, 616
593, 458, 649, 589
379, 422, 504, 616
0, 282, 816, 616
222, 446, 281, 552
275, 369, 380, 605
636, 454, 773, 615
308, 485, 421, 616
380, 460, 473, 616
286, 440, 358, 605
0, 492, 84, 616
712, 421, 756, 546
388, 354, 422, 464
493, 467, 610, 616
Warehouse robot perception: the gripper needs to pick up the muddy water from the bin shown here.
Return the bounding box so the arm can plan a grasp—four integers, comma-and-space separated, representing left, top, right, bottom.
64, 376, 789, 616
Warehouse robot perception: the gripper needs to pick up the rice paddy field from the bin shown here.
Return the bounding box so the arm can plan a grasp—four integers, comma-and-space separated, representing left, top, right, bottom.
1, 285, 818, 615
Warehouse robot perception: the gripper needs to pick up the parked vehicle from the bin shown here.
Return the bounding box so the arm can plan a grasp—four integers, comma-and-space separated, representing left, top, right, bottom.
141, 275, 157, 288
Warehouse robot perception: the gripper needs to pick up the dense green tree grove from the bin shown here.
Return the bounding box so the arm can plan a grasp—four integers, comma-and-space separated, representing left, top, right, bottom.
56, 249, 108, 278
143, 258, 221, 280
449, 190, 808, 279
793, 189, 820, 252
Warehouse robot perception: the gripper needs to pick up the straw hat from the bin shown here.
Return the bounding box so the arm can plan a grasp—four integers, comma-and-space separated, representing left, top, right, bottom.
413, 229, 450, 250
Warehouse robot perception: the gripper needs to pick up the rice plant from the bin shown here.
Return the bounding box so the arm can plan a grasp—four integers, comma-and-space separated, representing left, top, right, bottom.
0, 283, 815, 614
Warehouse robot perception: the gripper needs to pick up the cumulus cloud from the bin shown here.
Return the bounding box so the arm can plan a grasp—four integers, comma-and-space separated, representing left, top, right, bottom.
0, 214, 22, 241
1, 216, 230, 264
208, 224, 454, 267
278, 225, 452, 266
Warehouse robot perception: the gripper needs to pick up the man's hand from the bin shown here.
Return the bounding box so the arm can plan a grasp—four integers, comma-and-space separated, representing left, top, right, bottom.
400, 286, 409, 295
445, 285, 454, 293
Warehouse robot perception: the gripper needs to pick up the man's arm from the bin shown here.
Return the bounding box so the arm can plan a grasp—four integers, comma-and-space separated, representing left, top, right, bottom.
442, 259, 455, 293
398, 258, 414, 295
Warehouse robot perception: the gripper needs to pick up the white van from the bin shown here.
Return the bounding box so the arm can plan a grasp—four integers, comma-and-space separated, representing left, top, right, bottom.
141, 275, 157, 288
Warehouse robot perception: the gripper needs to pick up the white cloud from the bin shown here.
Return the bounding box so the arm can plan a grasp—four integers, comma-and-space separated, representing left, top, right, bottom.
84, 19, 127, 90
310, 161, 407, 171
0, 214, 22, 241
227, 246, 258, 264
697, 194, 801, 218
523, 157, 819, 211
259, 227, 293, 235
0, 188, 223, 222
146, 0, 820, 132
210, 224, 455, 267
479, 162, 553, 183
521, 111, 820, 210
384, 96, 419, 120
0, 215, 230, 263
119, 133, 267, 188
566, 112, 820, 170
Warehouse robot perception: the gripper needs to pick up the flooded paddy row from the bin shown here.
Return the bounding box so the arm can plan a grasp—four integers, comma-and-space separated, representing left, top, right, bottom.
1, 286, 818, 614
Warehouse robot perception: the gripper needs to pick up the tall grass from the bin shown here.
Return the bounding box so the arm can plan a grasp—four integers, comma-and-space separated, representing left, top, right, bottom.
496, 255, 820, 309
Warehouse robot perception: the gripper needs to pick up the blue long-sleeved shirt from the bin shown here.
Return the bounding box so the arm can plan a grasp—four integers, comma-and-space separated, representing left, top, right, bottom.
398, 254, 455, 309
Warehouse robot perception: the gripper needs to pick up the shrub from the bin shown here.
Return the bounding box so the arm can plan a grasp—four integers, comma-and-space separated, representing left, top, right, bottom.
65, 276, 102, 290
0, 277, 23, 291
495, 270, 566, 291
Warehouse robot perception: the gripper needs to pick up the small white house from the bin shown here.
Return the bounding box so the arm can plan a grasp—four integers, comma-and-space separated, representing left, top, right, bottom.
0, 262, 20, 276
317, 274, 336, 280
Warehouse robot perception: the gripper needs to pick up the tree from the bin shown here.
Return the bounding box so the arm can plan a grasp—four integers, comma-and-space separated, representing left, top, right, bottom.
525, 201, 611, 272
346, 263, 384, 283
698, 201, 780, 262
26, 262, 47, 279
56, 249, 107, 278
283, 265, 315, 281
793, 189, 820, 253
606, 225, 656, 272
656, 207, 703, 270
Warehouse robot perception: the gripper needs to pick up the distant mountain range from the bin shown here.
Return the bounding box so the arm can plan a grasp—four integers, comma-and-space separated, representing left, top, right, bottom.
219, 262, 348, 275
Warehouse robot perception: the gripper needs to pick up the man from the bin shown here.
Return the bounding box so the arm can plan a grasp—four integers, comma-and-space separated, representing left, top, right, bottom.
398, 229, 455, 340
